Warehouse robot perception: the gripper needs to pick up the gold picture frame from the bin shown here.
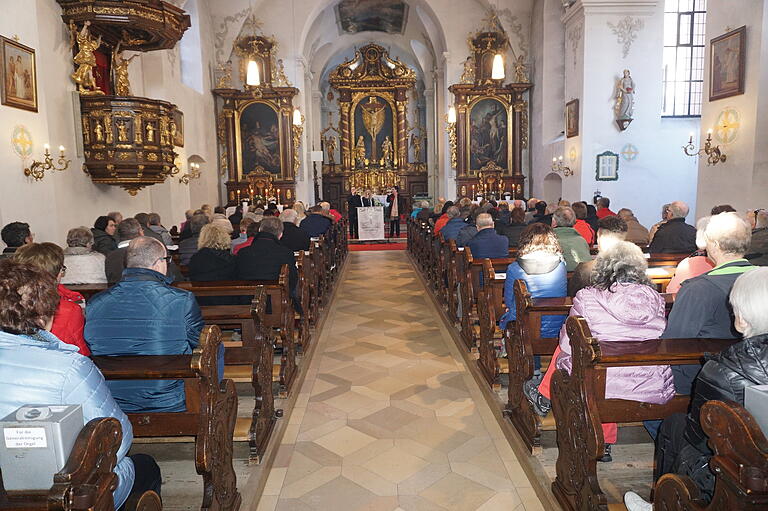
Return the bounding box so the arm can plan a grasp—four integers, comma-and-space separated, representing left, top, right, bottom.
1, 37, 37, 112
466, 96, 512, 174
234, 99, 286, 181
566, 99, 579, 138
709, 26, 746, 102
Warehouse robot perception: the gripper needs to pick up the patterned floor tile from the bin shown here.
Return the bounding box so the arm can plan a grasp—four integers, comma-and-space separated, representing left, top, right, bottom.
262, 252, 541, 511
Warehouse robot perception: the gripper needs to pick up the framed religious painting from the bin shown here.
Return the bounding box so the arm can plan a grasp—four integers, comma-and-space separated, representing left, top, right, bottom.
565, 99, 579, 138
710, 26, 746, 101
0, 37, 37, 112
468, 97, 509, 172
595, 151, 619, 181
237, 101, 283, 177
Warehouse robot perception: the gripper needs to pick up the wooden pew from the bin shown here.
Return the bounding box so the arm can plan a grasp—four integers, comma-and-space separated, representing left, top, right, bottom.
176, 266, 297, 398
477, 259, 509, 388
654, 400, 768, 510
93, 325, 241, 511
294, 250, 312, 351
197, 287, 280, 464
550, 316, 736, 511
0, 417, 132, 511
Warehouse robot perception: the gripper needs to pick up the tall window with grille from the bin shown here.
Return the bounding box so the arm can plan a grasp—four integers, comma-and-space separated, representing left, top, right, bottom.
662, 0, 707, 117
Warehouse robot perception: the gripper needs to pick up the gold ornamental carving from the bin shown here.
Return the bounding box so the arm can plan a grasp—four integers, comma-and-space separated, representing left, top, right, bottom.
112, 43, 139, 96
69, 21, 104, 95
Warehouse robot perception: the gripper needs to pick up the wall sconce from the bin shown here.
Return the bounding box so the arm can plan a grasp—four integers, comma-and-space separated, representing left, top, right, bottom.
292, 108, 304, 175
683, 129, 727, 166
179, 162, 201, 184
445, 105, 457, 169
24, 144, 71, 181
491, 54, 505, 80
551, 155, 573, 176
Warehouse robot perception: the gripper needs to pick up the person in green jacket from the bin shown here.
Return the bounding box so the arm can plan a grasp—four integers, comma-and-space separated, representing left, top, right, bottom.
552, 206, 592, 271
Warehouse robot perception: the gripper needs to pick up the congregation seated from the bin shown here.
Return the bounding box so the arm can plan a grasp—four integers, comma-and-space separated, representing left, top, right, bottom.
231, 216, 255, 252
135, 212, 166, 247
280, 209, 311, 252
14, 242, 89, 356
0, 260, 159, 508
498, 223, 567, 338
467, 213, 508, 259
87, 237, 204, 413
571, 202, 595, 245
455, 206, 479, 246
178, 209, 195, 240
523, 198, 538, 223
228, 204, 243, 226
178, 212, 210, 265
496, 206, 527, 247
293, 201, 308, 223
568, 215, 628, 297
666, 216, 714, 293
624, 267, 768, 510
436, 206, 465, 241
528, 201, 551, 225
748, 209, 768, 265
595, 196, 616, 219
411, 200, 428, 220
432, 201, 452, 232
495, 201, 511, 225
188, 224, 238, 302
106, 218, 183, 285
662, 211, 755, 395
321, 201, 342, 223
91, 215, 118, 255
61, 226, 107, 284
617, 207, 649, 245
531, 241, 672, 462
300, 205, 333, 237
0, 221, 33, 258
108, 211, 123, 225
237, 217, 299, 296
648, 200, 697, 253
147, 212, 174, 247
551, 206, 591, 271
233, 218, 259, 255
648, 203, 670, 243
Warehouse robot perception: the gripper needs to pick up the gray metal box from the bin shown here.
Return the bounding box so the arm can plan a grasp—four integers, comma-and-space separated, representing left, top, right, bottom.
0, 405, 83, 491
744, 385, 768, 438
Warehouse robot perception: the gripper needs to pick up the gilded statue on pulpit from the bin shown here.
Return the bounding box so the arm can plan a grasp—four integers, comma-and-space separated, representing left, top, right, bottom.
69, 21, 103, 95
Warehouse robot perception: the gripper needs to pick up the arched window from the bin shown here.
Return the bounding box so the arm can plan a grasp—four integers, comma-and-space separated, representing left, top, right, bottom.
662, 0, 707, 117
180, 0, 203, 93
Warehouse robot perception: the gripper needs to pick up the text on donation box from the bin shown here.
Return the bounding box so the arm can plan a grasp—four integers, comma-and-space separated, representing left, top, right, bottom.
357, 206, 385, 240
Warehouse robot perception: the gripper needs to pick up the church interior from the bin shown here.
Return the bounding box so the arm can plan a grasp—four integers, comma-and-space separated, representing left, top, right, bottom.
1, 0, 767, 510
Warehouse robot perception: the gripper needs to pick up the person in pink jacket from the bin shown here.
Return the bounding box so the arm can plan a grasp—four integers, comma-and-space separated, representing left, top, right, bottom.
525, 241, 673, 462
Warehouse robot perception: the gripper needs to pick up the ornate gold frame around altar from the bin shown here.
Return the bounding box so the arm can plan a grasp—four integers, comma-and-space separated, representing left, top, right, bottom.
322, 43, 427, 210
213, 24, 299, 204
449, 15, 531, 198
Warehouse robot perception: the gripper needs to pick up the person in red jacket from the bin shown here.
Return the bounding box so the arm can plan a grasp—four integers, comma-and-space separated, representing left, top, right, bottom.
572, 202, 595, 245
595, 197, 617, 219
13, 242, 90, 355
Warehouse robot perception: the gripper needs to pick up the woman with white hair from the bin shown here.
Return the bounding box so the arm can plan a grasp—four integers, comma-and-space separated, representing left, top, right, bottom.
527, 241, 673, 463
625, 267, 767, 510
62, 226, 107, 284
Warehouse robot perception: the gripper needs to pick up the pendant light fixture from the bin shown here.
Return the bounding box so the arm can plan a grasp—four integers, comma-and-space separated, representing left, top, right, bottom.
491, 54, 505, 80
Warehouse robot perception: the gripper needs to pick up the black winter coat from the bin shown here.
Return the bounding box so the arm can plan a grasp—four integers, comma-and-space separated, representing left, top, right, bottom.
684, 333, 768, 450
91, 228, 117, 255
188, 248, 239, 305
281, 222, 311, 252
648, 217, 697, 254
236, 232, 298, 293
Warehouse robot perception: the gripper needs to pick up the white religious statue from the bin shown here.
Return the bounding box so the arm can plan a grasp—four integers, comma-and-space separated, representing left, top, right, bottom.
614, 69, 635, 120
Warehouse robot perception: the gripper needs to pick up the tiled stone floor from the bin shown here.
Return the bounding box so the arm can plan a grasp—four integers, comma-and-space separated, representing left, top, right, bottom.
256, 251, 544, 511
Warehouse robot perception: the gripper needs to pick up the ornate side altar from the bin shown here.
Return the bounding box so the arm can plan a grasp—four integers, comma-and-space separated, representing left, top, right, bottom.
448, 15, 531, 199
213, 22, 300, 205
321, 43, 427, 209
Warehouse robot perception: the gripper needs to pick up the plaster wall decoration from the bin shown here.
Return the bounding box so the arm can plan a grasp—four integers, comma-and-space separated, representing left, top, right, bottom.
213, 7, 251, 65
11, 125, 33, 159
567, 22, 583, 70
607, 16, 644, 59
714, 107, 740, 145
568, 146, 577, 163
621, 143, 639, 161
496, 8, 528, 58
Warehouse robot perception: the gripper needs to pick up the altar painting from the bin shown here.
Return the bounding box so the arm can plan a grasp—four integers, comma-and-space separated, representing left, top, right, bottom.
469, 98, 508, 171
240, 102, 281, 175
336, 0, 408, 34
353, 95, 394, 164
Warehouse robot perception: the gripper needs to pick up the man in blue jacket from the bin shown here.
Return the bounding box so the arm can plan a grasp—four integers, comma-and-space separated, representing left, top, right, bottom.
86, 237, 204, 413
467, 213, 508, 259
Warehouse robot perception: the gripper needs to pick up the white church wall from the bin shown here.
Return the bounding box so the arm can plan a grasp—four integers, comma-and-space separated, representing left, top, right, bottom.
695, 0, 768, 216
0, 0, 219, 248
561, 0, 699, 229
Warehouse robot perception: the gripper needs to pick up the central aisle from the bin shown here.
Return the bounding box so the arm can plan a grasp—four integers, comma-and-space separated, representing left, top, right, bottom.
257, 251, 544, 511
